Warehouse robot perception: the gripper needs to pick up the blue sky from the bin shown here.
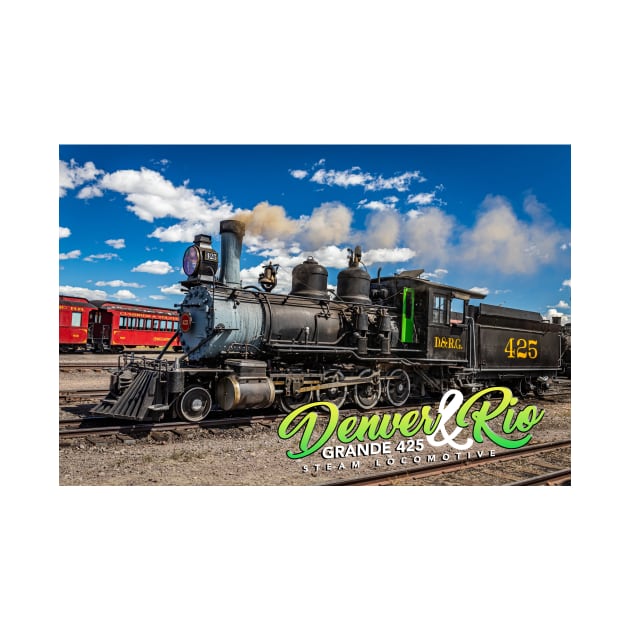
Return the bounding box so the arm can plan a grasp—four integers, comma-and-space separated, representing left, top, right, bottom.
59, 145, 570, 321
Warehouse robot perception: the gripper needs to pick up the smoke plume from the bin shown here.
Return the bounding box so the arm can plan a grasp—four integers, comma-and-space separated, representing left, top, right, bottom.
300, 202, 352, 249
235, 202, 300, 240
235, 200, 352, 250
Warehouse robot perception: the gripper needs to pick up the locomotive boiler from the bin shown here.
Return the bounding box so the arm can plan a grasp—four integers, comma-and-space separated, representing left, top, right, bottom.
93, 219, 564, 422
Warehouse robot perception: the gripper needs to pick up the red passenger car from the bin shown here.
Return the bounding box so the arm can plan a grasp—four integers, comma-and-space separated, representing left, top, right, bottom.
88, 301, 181, 352
59, 295, 97, 352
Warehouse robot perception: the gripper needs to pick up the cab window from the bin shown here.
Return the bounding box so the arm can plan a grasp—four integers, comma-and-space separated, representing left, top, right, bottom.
432, 295, 449, 324
450, 298, 465, 324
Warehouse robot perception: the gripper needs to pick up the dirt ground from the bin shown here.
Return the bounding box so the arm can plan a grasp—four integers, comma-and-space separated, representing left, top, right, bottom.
59, 359, 571, 486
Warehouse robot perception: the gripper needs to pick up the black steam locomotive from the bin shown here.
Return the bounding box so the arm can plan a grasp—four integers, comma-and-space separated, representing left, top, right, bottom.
93, 220, 564, 422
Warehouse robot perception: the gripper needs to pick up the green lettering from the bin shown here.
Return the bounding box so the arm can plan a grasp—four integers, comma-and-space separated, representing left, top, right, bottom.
277, 401, 339, 459
456, 387, 533, 449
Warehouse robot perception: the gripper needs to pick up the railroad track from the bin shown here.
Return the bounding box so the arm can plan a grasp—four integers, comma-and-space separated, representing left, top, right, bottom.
59, 398, 441, 440
59, 400, 436, 438
60, 389, 570, 440
60, 353, 183, 370
324, 440, 571, 486
60, 349, 181, 356
59, 412, 277, 441
60, 364, 116, 371
536, 377, 571, 400
59, 389, 110, 402
59, 398, 453, 441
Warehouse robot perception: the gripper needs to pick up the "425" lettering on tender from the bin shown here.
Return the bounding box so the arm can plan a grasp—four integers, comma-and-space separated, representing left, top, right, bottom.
504, 337, 538, 359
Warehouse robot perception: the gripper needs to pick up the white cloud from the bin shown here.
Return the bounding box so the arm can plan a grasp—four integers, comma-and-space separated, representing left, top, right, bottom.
112, 289, 137, 300
160, 284, 187, 295
311, 166, 370, 188
95, 280, 143, 288
562, 279, 571, 288
469, 286, 490, 296
101, 167, 235, 240
407, 192, 436, 205
76, 185, 104, 199
240, 262, 293, 294
59, 286, 107, 301
59, 227, 71, 238
59, 249, 81, 260
105, 239, 125, 249
305, 245, 351, 269
544, 308, 570, 324
422, 269, 449, 280
131, 260, 174, 274
289, 169, 308, 179
84, 253, 120, 262
59, 160, 103, 197
308, 165, 425, 192
151, 158, 170, 172
363, 247, 415, 264
148, 199, 236, 243
366, 172, 426, 192
551, 300, 570, 309
359, 199, 398, 213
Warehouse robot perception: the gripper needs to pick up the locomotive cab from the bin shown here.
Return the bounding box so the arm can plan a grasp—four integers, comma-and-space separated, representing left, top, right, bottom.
424, 286, 476, 363
370, 273, 486, 364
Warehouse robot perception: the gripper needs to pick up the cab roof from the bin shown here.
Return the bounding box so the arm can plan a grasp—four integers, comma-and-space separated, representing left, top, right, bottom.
373, 274, 487, 301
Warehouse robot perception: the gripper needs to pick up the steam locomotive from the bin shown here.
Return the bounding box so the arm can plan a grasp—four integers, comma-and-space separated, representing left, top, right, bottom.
93, 219, 564, 422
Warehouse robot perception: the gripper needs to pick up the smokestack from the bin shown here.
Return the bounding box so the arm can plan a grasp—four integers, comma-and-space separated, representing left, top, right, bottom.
218, 220, 245, 288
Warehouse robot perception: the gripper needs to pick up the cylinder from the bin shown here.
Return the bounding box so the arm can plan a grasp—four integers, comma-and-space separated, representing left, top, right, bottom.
168, 370, 185, 394
218, 220, 245, 288
216, 375, 276, 410
356, 309, 369, 332
378, 311, 392, 333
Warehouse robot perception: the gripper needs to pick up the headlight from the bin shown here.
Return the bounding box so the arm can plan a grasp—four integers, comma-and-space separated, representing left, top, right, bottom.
183, 245, 200, 276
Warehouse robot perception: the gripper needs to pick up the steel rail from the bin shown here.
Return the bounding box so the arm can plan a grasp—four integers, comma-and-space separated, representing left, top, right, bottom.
323, 439, 571, 486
